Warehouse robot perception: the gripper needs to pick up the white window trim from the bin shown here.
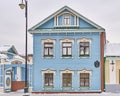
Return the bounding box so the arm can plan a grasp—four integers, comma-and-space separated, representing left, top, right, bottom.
77, 37, 92, 58
54, 12, 79, 27
42, 39, 56, 58
60, 69, 74, 88
78, 69, 92, 76
41, 69, 56, 89
60, 38, 74, 58
78, 69, 92, 88
62, 14, 71, 26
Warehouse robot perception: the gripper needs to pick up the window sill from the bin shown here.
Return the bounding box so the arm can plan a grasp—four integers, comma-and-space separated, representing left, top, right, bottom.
62, 87, 72, 91
79, 87, 89, 90
61, 56, 73, 58
80, 54, 89, 57
43, 56, 54, 59
43, 86, 54, 91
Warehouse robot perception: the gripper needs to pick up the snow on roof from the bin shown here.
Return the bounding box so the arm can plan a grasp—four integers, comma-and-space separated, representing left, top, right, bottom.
0, 44, 18, 55
0, 45, 12, 52
0, 53, 7, 58
105, 43, 120, 57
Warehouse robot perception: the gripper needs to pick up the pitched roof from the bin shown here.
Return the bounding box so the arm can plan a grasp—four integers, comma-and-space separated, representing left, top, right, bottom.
29, 6, 105, 33
0, 45, 18, 55
0, 53, 7, 58
105, 43, 120, 57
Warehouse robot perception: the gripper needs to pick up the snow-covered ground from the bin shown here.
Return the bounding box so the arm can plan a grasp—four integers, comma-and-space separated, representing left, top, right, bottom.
0, 90, 120, 96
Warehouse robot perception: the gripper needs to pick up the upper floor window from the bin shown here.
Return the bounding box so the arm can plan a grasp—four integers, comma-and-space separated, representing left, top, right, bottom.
78, 37, 91, 57
42, 39, 55, 58
63, 14, 71, 25
44, 42, 53, 57
79, 42, 90, 57
62, 42, 72, 57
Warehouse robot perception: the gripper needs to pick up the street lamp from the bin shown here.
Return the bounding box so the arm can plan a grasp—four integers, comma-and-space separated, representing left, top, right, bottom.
19, 0, 28, 93
111, 60, 115, 71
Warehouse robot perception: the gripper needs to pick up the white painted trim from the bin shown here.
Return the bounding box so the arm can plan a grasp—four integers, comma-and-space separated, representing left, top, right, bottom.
41, 69, 56, 89
29, 29, 105, 34
78, 69, 92, 88
78, 69, 92, 76
77, 37, 92, 58
60, 69, 74, 88
28, 6, 105, 31
16, 67, 21, 81
77, 37, 92, 44
42, 39, 56, 58
109, 60, 116, 84
60, 38, 74, 58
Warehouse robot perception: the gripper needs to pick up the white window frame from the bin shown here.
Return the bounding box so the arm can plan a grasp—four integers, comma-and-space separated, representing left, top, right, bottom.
60, 39, 74, 58
42, 39, 55, 58
77, 37, 92, 58
42, 69, 56, 89
63, 14, 71, 25
78, 69, 92, 89
60, 69, 74, 88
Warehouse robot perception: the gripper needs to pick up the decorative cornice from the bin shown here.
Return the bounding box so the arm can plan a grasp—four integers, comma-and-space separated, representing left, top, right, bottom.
29, 29, 105, 34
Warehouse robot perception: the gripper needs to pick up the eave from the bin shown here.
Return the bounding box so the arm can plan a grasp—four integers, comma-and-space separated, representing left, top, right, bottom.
29, 28, 105, 34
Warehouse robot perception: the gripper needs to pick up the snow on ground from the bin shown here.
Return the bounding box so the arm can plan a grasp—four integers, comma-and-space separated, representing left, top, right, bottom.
0, 93, 120, 96
0, 90, 120, 96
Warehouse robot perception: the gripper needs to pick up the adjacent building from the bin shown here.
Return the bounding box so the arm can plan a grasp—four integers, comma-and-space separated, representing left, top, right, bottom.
0, 45, 32, 92
105, 43, 120, 92
29, 6, 106, 93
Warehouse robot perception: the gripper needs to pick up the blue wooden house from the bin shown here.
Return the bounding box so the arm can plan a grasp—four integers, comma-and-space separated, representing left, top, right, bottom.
29, 6, 106, 93
0, 45, 32, 92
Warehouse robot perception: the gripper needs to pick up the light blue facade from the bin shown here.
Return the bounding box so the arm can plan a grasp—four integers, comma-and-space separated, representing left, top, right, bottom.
29, 6, 105, 93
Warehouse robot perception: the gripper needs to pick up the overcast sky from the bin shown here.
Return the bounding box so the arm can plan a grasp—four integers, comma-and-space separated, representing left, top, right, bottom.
0, 0, 120, 54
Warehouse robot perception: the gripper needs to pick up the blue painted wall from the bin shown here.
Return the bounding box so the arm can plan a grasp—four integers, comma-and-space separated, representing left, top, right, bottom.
31, 7, 103, 92
32, 32, 101, 92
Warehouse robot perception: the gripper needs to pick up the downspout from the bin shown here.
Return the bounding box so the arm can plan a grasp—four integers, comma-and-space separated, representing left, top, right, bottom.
104, 56, 106, 91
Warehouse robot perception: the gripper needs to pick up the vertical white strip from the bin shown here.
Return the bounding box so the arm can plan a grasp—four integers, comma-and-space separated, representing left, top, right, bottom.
109, 60, 116, 84
17, 67, 21, 81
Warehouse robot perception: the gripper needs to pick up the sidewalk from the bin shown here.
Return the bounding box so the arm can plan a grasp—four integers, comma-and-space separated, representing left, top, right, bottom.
0, 90, 120, 96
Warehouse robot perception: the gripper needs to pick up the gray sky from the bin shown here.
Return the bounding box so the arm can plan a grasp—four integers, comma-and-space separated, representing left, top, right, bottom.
0, 0, 120, 54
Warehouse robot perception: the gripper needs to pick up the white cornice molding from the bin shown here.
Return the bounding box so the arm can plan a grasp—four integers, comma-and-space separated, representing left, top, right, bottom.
29, 29, 105, 34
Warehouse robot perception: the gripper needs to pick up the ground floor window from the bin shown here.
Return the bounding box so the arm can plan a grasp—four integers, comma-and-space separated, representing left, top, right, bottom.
44, 73, 53, 87
80, 73, 89, 87
62, 73, 72, 87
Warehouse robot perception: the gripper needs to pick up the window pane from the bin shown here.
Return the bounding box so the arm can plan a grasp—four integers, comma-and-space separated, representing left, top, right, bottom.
44, 42, 54, 57
49, 48, 53, 55
68, 48, 72, 55
80, 47, 84, 55
62, 42, 72, 56
85, 47, 89, 55
63, 43, 72, 47
80, 73, 89, 87
44, 73, 53, 87
64, 14, 70, 25
44, 48, 48, 55
63, 48, 67, 55
79, 42, 90, 56
62, 73, 72, 87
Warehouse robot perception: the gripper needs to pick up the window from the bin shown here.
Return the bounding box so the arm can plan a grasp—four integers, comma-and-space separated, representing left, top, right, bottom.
44, 42, 53, 57
62, 73, 72, 87
63, 14, 70, 25
80, 73, 89, 87
79, 42, 90, 57
44, 73, 53, 87
62, 42, 72, 57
